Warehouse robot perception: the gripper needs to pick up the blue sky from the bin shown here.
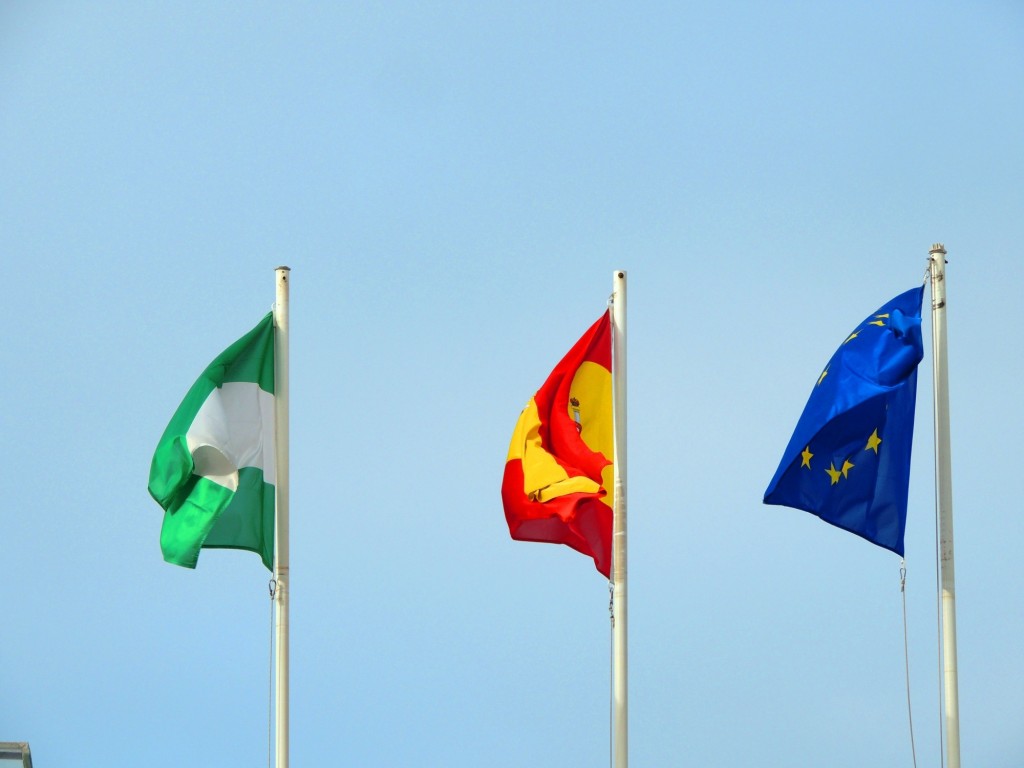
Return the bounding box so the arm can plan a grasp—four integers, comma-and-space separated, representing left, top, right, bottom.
2, 2, 1022, 766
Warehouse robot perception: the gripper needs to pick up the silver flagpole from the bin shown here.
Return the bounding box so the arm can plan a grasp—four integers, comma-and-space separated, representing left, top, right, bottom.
274, 266, 291, 768
928, 245, 960, 768
610, 270, 628, 768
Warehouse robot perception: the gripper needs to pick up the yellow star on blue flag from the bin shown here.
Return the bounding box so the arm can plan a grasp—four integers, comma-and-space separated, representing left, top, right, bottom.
763, 286, 924, 555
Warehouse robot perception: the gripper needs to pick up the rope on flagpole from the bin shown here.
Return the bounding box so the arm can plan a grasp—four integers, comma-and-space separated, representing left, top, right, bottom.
609, 578, 614, 768
900, 560, 918, 768
268, 581, 276, 768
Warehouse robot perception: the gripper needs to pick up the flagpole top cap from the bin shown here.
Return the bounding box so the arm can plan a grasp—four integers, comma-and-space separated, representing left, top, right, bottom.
929, 244, 946, 255
275, 265, 291, 272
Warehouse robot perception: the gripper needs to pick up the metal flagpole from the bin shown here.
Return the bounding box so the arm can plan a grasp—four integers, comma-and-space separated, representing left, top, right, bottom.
928, 245, 960, 768
274, 266, 291, 768
610, 270, 628, 768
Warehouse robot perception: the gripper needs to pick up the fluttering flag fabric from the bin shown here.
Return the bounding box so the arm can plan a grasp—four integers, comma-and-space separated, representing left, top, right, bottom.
764, 287, 925, 555
149, 314, 276, 570
502, 313, 614, 576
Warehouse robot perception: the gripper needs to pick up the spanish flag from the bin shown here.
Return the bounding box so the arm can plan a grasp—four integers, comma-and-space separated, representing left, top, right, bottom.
501, 313, 614, 577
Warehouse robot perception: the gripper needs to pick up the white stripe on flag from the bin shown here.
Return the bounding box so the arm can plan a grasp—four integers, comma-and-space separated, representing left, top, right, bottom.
186, 382, 276, 489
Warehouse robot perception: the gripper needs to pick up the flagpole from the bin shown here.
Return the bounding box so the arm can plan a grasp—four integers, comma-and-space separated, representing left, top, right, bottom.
273, 266, 291, 768
928, 245, 960, 768
610, 270, 628, 768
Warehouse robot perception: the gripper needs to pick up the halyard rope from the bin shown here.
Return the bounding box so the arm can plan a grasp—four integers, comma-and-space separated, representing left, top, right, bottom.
268, 581, 276, 768
900, 560, 918, 768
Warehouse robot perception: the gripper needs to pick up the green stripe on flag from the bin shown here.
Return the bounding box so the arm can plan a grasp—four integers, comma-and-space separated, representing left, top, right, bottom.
160, 469, 275, 569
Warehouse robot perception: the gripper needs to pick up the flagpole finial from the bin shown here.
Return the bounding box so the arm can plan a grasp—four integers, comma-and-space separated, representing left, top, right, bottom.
930, 243, 946, 255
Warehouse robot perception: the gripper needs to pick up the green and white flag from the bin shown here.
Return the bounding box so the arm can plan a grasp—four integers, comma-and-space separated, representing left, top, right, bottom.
149, 313, 276, 570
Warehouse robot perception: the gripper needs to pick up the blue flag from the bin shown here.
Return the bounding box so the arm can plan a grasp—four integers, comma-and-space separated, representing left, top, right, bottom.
764, 287, 925, 555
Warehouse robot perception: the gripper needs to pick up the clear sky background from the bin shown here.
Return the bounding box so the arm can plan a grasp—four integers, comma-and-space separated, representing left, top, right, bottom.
2, 3, 1022, 766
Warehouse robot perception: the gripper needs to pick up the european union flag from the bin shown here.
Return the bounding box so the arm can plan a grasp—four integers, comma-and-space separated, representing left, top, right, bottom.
764, 287, 925, 555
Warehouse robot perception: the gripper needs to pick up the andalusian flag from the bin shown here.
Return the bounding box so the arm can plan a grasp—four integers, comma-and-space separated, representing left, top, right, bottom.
764, 287, 924, 555
149, 314, 276, 570
501, 313, 614, 577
